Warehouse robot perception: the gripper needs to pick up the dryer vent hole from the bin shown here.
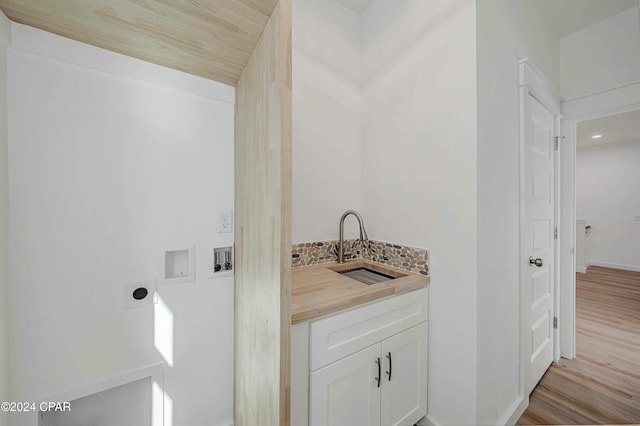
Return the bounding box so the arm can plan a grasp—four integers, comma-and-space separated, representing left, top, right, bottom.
132, 287, 149, 300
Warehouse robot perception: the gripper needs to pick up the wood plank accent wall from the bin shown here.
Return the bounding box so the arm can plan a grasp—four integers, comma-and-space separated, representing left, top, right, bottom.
234, 0, 291, 424
0, 0, 278, 86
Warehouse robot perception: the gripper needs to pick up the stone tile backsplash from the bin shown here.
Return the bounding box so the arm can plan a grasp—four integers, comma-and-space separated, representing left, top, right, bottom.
364, 240, 429, 275
291, 239, 364, 267
291, 239, 429, 276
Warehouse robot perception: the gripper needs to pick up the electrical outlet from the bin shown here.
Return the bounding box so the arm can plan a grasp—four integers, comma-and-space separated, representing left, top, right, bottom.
217, 210, 233, 233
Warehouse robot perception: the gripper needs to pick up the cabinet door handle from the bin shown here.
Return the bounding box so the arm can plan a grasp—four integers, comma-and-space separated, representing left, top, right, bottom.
386, 352, 392, 381
375, 357, 381, 388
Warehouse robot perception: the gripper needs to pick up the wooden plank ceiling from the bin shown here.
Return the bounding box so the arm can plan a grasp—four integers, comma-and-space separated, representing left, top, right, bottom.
0, 0, 279, 86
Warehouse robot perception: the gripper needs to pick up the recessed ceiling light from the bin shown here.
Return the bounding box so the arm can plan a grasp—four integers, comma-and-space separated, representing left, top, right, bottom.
591, 134, 603, 139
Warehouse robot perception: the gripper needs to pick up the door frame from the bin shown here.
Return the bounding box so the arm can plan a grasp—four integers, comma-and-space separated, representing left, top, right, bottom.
518, 60, 562, 400
558, 82, 640, 360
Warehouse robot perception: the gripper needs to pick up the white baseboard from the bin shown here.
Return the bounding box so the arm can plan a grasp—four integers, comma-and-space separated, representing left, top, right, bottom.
588, 261, 640, 272
418, 414, 440, 426
502, 395, 528, 425
418, 396, 527, 426
576, 266, 587, 273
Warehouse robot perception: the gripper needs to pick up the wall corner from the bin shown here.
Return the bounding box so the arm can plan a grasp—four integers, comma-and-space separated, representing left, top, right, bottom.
0, 9, 10, 45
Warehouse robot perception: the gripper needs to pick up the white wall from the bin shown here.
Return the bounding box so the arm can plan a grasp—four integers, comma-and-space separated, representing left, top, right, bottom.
7, 24, 234, 426
292, 0, 362, 243
560, 6, 640, 101
40, 378, 151, 426
0, 10, 10, 426
576, 140, 640, 271
518, 0, 561, 91
476, 1, 560, 424
361, 1, 478, 424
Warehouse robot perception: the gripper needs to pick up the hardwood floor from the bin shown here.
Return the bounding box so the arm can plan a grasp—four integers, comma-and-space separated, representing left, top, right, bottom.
518, 266, 640, 425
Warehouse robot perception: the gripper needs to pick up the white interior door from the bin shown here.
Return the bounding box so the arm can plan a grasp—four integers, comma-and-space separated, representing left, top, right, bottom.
523, 92, 556, 394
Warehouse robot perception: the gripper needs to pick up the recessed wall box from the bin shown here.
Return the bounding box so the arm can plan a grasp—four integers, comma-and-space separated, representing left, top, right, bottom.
211, 246, 233, 279
163, 246, 195, 283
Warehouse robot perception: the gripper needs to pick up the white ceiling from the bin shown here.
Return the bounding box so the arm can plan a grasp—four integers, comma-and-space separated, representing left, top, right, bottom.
534, 0, 638, 38
577, 109, 640, 148
335, 0, 373, 14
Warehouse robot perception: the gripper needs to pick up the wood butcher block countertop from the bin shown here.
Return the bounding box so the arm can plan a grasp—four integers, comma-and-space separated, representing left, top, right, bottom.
291, 260, 430, 324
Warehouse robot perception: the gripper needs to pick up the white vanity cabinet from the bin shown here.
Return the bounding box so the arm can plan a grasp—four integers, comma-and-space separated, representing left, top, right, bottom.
292, 287, 428, 426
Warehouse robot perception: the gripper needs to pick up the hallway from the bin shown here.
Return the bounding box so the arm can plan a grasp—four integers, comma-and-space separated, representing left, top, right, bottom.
518, 266, 640, 424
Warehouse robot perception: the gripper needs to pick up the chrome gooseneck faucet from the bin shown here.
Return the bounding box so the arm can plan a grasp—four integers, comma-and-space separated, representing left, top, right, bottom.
338, 210, 369, 264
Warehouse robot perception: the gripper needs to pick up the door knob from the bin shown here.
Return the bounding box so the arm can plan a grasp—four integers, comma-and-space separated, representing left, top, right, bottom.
529, 257, 543, 267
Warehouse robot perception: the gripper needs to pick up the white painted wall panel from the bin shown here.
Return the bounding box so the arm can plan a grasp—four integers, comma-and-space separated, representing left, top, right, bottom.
292, 0, 362, 243
7, 27, 234, 426
515, 0, 561, 91
10, 23, 235, 104
476, 1, 560, 424
40, 378, 151, 426
576, 140, 640, 271
560, 6, 640, 100
361, 1, 478, 424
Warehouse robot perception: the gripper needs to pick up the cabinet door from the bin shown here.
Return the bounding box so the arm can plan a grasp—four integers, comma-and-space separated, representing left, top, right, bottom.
310, 344, 381, 426
380, 323, 428, 426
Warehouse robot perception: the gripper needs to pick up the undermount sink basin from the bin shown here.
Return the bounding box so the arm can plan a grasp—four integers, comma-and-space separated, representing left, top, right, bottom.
328, 261, 407, 285
337, 267, 395, 285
